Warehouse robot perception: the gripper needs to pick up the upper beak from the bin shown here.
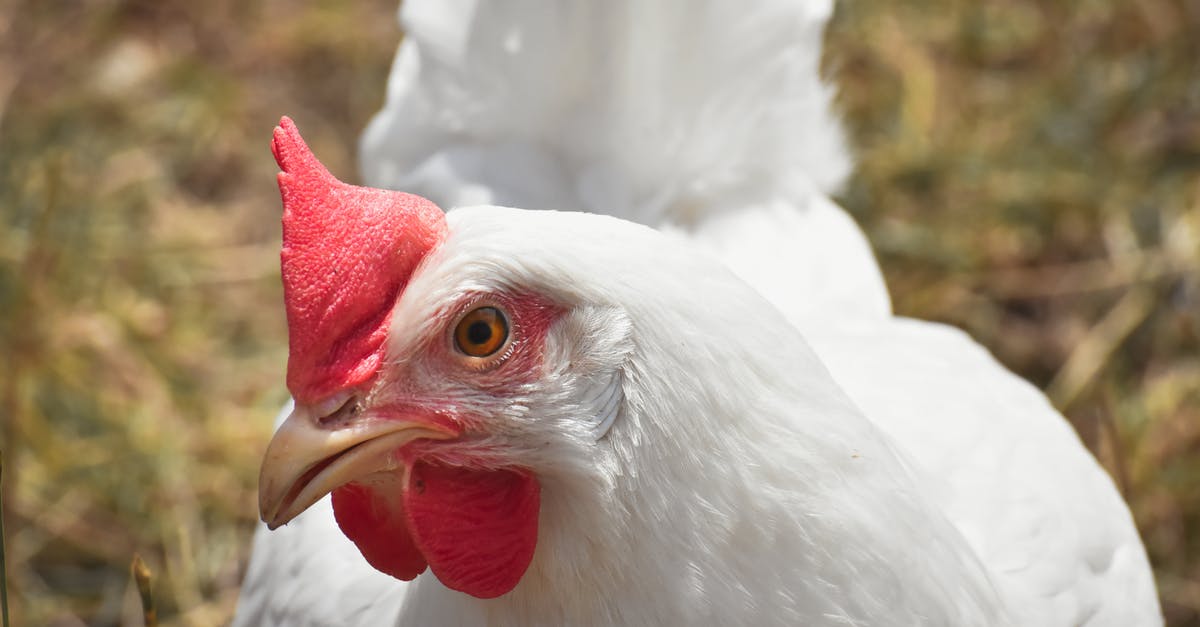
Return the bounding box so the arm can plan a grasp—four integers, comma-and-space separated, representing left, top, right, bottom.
258, 402, 456, 529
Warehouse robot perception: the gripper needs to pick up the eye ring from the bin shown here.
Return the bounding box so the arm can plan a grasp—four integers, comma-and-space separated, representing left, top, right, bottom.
453, 306, 510, 358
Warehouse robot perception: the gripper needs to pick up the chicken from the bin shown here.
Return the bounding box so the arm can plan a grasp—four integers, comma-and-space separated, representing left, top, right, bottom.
235, 0, 1163, 624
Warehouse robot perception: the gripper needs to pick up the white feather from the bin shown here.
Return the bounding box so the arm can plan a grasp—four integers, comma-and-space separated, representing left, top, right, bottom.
360, 0, 889, 324
806, 318, 1161, 626
361, 0, 850, 215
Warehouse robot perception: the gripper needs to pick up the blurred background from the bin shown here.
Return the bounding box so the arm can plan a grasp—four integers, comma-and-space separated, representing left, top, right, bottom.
0, 0, 1196, 624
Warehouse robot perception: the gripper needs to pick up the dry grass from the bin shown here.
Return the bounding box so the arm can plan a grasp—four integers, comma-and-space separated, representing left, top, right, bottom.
1, 2, 396, 624
0, 0, 1196, 625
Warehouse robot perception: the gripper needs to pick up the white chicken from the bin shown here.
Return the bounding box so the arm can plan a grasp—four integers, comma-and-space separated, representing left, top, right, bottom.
234, 1, 1162, 625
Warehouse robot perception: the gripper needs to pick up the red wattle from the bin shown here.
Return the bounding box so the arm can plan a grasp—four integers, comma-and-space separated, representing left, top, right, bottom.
404, 462, 541, 599
330, 464, 541, 599
332, 481, 428, 581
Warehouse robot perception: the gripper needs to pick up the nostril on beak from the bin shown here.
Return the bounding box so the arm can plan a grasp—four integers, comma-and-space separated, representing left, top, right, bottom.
322, 400, 361, 428
311, 392, 361, 428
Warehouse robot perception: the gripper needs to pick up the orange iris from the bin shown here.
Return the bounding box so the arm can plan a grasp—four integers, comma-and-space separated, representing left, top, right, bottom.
454, 307, 509, 357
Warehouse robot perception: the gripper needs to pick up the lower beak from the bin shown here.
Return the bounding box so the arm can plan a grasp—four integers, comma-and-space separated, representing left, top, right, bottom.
258, 402, 455, 529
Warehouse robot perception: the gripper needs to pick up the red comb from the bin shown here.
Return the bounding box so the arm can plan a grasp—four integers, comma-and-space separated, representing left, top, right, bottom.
272, 117, 447, 403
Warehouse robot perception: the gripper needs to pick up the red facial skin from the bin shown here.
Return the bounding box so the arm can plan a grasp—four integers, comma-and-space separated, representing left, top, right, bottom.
328, 294, 564, 599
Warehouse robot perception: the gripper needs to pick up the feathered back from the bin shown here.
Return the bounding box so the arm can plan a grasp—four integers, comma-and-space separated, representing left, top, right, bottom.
360, 0, 850, 226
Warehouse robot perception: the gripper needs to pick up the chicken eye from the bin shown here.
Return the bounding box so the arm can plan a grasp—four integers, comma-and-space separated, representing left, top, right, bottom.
454, 306, 509, 357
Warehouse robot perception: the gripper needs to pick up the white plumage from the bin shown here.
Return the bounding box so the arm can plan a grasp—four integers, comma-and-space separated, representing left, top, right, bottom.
235, 1, 1162, 625
358, 0, 889, 326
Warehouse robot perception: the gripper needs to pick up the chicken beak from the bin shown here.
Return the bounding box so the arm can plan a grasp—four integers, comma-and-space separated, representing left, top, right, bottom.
258, 403, 455, 529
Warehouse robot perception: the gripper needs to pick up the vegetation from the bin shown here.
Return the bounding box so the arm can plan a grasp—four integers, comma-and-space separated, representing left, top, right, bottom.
0, 0, 1195, 624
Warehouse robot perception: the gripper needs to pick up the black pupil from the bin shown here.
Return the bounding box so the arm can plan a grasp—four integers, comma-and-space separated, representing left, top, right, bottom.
467, 320, 493, 345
